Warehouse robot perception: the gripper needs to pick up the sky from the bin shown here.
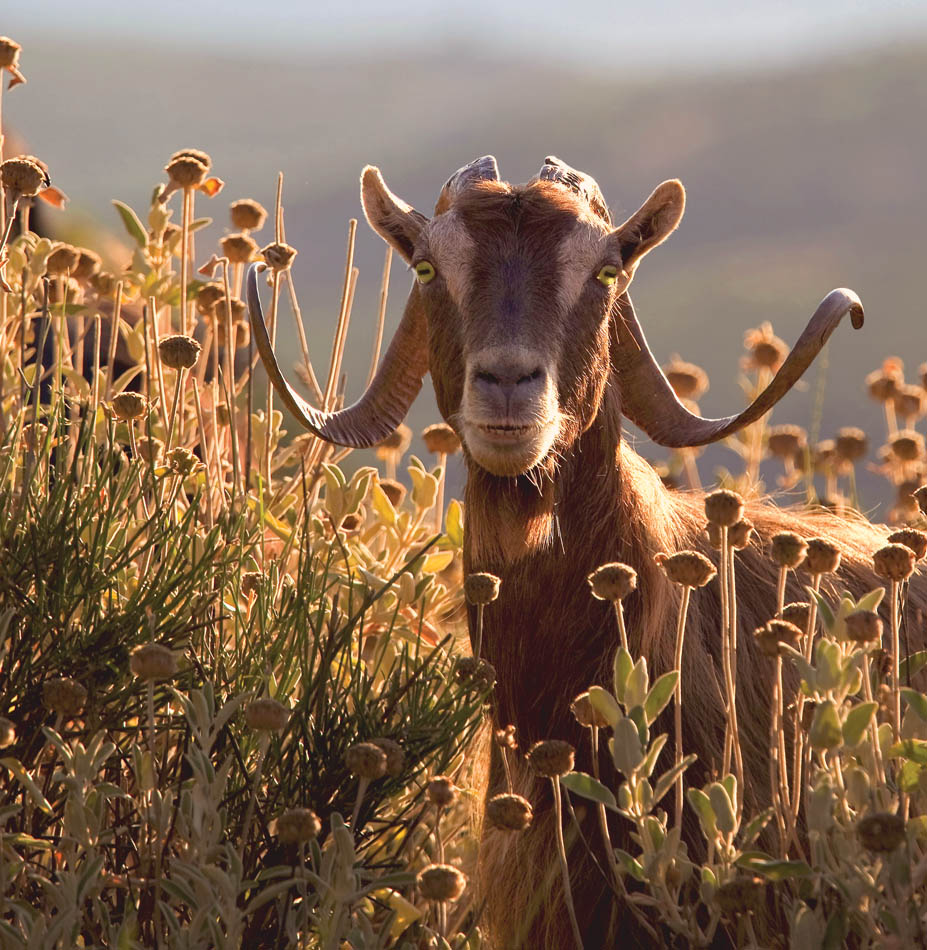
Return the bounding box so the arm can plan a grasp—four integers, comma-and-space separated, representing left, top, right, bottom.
8, 0, 927, 73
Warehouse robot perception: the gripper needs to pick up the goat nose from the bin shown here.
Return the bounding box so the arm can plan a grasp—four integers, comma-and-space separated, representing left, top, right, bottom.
472, 366, 545, 398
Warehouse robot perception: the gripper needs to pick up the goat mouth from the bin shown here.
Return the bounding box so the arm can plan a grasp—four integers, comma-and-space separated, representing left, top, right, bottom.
463, 416, 559, 476
474, 422, 541, 446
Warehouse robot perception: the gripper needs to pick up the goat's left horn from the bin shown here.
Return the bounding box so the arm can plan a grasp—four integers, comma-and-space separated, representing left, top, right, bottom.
613, 288, 864, 448
434, 155, 500, 214
246, 263, 429, 448
537, 156, 611, 224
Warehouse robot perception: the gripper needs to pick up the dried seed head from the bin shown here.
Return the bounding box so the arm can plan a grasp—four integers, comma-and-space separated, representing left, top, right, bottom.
375, 424, 412, 453
241, 571, 264, 597
914, 486, 927, 516
42, 677, 87, 717
781, 602, 812, 630
587, 562, 637, 601
378, 478, 406, 507
464, 572, 501, 605
888, 528, 927, 560
707, 519, 754, 551
845, 610, 883, 644
0, 717, 14, 748
866, 359, 903, 403
172, 148, 212, 169
73, 249, 102, 283
0, 156, 48, 198
571, 691, 610, 728
889, 430, 924, 463
221, 232, 258, 264
663, 354, 709, 400
454, 656, 496, 690
857, 812, 905, 852
872, 649, 892, 681
261, 241, 297, 270
371, 738, 405, 778
90, 271, 117, 298
714, 875, 765, 916
494, 724, 517, 749
486, 792, 533, 831
46, 243, 81, 275
0, 36, 22, 69
426, 776, 459, 808
276, 807, 321, 844
654, 550, 717, 588
165, 154, 208, 189
744, 322, 787, 371
195, 281, 226, 314
527, 739, 575, 778
754, 619, 803, 658
767, 424, 806, 459
805, 538, 841, 576
417, 864, 466, 902
873, 543, 916, 582
129, 642, 177, 681
159, 334, 201, 370
893, 384, 925, 420
112, 392, 147, 420
770, 532, 807, 569
230, 198, 267, 231
135, 437, 162, 464
167, 446, 199, 477
704, 489, 744, 528
345, 742, 387, 780
245, 697, 289, 732
422, 422, 461, 455
814, 440, 837, 473
835, 427, 868, 463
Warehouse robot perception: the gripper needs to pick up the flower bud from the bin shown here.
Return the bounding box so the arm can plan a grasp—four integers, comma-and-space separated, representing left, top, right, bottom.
371, 738, 404, 778
417, 864, 466, 902
805, 538, 841, 576
663, 355, 708, 400
221, 232, 258, 265
42, 677, 87, 717
113, 392, 147, 420
857, 812, 905, 852
276, 807, 321, 844
873, 543, 916, 582
464, 572, 501, 605
0, 156, 48, 198
767, 424, 806, 459
587, 562, 637, 601
527, 739, 575, 778
166, 153, 208, 189
0, 717, 16, 747
230, 198, 267, 231
486, 793, 533, 831
887, 528, 927, 561
130, 642, 177, 681
245, 697, 289, 732
754, 619, 803, 658
571, 691, 610, 728
345, 742, 387, 780
261, 241, 297, 271
781, 602, 811, 631
426, 776, 459, 808
159, 334, 201, 370
835, 427, 868, 463
454, 657, 496, 690
714, 876, 765, 916
770, 532, 807, 569
422, 423, 460, 455
845, 610, 882, 644
654, 550, 716, 588
704, 489, 744, 528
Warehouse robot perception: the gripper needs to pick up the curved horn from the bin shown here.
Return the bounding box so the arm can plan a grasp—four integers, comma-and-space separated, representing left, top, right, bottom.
435, 155, 500, 214
537, 156, 611, 224
613, 288, 864, 447
246, 264, 429, 448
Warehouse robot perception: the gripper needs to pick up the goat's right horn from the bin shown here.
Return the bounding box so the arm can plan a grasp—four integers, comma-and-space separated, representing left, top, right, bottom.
434, 155, 500, 214
537, 156, 611, 224
246, 263, 429, 448
612, 288, 864, 447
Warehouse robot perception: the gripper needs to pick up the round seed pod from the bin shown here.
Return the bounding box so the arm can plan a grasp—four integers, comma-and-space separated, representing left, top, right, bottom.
866, 360, 903, 403
889, 430, 924, 464
464, 572, 501, 605
241, 571, 263, 597
221, 232, 258, 265
873, 543, 916, 582
714, 875, 765, 916
704, 489, 744, 528
0, 36, 22, 69
893, 383, 925, 419
744, 323, 787, 371
770, 532, 808, 569
914, 486, 927, 516
130, 643, 177, 681
245, 697, 289, 733
73, 249, 102, 282
707, 518, 754, 551
345, 742, 387, 780
494, 724, 517, 750
805, 538, 841, 576
654, 550, 717, 588
46, 243, 81, 276
371, 738, 405, 778
754, 619, 803, 658
112, 392, 147, 420
767, 424, 806, 459
165, 153, 208, 189
167, 446, 198, 476
857, 812, 905, 852
835, 427, 868, 463
276, 807, 321, 844
663, 355, 708, 400
0, 156, 48, 198
587, 562, 637, 601
454, 656, 496, 690
261, 241, 297, 271
845, 610, 883, 644
417, 864, 466, 902
426, 776, 459, 808
781, 602, 811, 631
378, 478, 406, 507
195, 281, 225, 315
0, 717, 16, 747
486, 792, 533, 831
375, 424, 411, 454
527, 739, 575, 778
42, 677, 87, 717
214, 295, 248, 322
888, 528, 927, 561
158, 334, 201, 370
230, 198, 267, 231
172, 148, 212, 169
571, 691, 610, 728
422, 422, 461, 455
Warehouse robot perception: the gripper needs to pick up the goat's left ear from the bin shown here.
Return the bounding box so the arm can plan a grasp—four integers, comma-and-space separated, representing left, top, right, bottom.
610, 179, 685, 278
361, 166, 429, 264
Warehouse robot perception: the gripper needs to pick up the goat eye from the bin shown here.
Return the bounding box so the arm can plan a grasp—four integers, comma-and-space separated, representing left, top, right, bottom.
415, 261, 436, 284
597, 264, 619, 286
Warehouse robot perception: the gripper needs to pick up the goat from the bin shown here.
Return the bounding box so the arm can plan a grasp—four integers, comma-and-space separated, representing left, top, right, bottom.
246, 157, 927, 947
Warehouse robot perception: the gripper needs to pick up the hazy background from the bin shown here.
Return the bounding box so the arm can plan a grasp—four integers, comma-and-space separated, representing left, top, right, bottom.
5, 1, 927, 509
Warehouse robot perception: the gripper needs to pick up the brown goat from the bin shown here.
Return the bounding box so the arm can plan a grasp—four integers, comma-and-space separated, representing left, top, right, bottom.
247, 157, 927, 947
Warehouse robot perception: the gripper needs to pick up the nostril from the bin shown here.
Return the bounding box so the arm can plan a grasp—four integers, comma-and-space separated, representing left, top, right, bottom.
517, 369, 543, 386
476, 371, 501, 386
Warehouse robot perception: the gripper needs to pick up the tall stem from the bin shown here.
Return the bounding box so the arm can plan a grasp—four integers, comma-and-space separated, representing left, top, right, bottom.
673, 585, 691, 828
613, 600, 629, 653
890, 579, 901, 743
551, 778, 584, 950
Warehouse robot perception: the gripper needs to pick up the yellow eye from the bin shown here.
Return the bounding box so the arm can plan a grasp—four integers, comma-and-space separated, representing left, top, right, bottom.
415, 261, 436, 284
597, 264, 619, 286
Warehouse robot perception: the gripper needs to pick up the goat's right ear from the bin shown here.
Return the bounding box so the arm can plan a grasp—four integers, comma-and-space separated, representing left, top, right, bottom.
361, 166, 428, 264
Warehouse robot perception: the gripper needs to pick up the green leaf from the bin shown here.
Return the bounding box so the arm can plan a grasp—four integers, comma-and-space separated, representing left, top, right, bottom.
887, 739, 927, 764
638, 733, 668, 778
740, 857, 813, 881
901, 688, 927, 723
901, 650, 927, 681
588, 686, 621, 728
610, 717, 643, 776
625, 657, 649, 710
822, 908, 848, 950
808, 587, 835, 630
814, 640, 842, 692
855, 588, 885, 612
687, 788, 716, 840
809, 700, 842, 751
189, 216, 213, 233
613, 647, 633, 704
708, 781, 736, 835
644, 671, 678, 725
652, 753, 696, 806
560, 771, 619, 811
842, 702, 877, 747
1, 758, 53, 815
445, 499, 464, 546
899, 759, 923, 793
741, 807, 775, 848
112, 199, 148, 247
614, 849, 645, 881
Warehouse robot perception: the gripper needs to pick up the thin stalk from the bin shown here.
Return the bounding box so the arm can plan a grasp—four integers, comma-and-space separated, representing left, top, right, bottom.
163, 368, 185, 454
720, 525, 733, 777
264, 268, 281, 493
146, 681, 156, 764
861, 652, 886, 787
365, 245, 392, 388
775, 566, 787, 616
434, 451, 447, 534
770, 656, 787, 854
890, 578, 901, 742
726, 539, 744, 816
613, 599, 629, 653
791, 573, 821, 822
350, 776, 370, 831
191, 379, 215, 530
104, 282, 123, 400
241, 733, 271, 858
179, 187, 191, 332
473, 603, 485, 658
284, 268, 323, 404
220, 262, 242, 498
324, 221, 357, 409
551, 777, 584, 950
673, 585, 692, 828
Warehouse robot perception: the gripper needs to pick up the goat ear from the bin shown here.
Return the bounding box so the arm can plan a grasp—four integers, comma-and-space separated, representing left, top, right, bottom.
611, 179, 685, 277
361, 166, 428, 264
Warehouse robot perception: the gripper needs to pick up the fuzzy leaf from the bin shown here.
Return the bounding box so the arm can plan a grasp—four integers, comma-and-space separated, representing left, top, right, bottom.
1, 758, 53, 814
901, 650, 927, 681
587, 686, 621, 728
613, 647, 633, 704
740, 857, 813, 881
112, 199, 148, 248
901, 688, 927, 723
644, 671, 678, 725
814, 639, 842, 692
842, 702, 877, 747
370, 483, 396, 526
809, 700, 843, 750
687, 788, 716, 839
638, 733, 668, 779
708, 781, 736, 835
652, 753, 696, 805
560, 771, 619, 811
808, 587, 835, 630
610, 717, 643, 776
445, 499, 463, 546
420, 551, 453, 574
887, 739, 927, 764
624, 657, 648, 710
614, 849, 645, 881
855, 588, 885, 612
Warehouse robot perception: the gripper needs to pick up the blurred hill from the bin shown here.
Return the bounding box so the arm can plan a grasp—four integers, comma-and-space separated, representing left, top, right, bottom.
6, 37, 927, 508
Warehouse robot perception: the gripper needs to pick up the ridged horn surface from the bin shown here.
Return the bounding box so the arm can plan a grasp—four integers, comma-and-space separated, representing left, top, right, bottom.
246, 263, 429, 448
434, 155, 500, 214
613, 288, 865, 447
537, 156, 611, 224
